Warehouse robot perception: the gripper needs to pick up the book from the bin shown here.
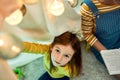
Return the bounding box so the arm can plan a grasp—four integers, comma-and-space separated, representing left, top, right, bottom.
100, 49, 120, 75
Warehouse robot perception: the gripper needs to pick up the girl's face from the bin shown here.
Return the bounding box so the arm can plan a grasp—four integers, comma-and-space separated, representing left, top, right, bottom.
51, 44, 74, 67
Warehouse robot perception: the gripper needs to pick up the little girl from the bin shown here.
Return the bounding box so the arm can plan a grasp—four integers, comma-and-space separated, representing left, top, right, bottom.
23, 31, 82, 80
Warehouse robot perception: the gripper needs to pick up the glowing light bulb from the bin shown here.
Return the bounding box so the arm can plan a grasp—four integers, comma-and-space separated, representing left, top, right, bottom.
0, 40, 4, 46
11, 45, 21, 54
0, 32, 23, 59
5, 9, 23, 25
48, 0, 65, 16
23, 0, 39, 4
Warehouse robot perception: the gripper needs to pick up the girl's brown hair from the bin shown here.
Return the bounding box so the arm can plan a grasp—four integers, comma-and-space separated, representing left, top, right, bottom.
50, 31, 82, 77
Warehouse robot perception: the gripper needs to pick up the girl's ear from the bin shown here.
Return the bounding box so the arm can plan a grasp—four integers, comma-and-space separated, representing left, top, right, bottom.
50, 45, 53, 51
50, 47, 53, 51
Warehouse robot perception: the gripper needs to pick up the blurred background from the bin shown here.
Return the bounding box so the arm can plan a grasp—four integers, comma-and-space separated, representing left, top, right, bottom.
1, 0, 115, 80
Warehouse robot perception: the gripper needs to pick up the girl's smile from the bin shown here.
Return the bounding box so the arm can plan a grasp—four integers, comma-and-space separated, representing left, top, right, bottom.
55, 60, 60, 64
51, 57, 61, 66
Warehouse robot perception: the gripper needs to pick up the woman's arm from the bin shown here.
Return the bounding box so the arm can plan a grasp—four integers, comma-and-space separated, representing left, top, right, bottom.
92, 40, 107, 52
80, 3, 97, 46
80, 3, 107, 52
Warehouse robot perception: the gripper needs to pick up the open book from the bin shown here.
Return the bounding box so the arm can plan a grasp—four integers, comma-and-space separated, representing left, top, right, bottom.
100, 49, 120, 75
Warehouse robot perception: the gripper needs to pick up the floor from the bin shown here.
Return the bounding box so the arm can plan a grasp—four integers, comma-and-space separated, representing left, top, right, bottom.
20, 42, 117, 80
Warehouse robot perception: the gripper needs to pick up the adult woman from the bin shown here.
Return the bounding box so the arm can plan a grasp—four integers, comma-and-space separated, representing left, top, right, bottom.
80, 0, 120, 79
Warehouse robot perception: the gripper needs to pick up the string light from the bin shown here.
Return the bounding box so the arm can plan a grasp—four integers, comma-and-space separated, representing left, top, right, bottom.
48, 0, 65, 16
11, 45, 21, 54
0, 32, 23, 59
5, 5, 26, 25
5, 9, 23, 25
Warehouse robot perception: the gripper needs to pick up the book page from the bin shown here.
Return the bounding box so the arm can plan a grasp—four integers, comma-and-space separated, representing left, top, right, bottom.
100, 49, 120, 75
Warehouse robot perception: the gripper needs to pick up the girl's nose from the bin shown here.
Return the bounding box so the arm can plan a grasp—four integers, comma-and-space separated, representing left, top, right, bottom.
57, 54, 63, 62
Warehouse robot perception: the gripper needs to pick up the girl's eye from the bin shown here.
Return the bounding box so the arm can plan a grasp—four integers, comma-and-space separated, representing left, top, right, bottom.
55, 49, 60, 53
64, 55, 69, 58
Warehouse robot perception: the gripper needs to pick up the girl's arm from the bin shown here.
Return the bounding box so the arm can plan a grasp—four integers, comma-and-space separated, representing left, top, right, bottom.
23, 42, 50, 54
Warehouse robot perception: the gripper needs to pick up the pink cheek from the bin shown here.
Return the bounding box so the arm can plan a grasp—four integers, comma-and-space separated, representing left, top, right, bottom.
52, 52, 57, 59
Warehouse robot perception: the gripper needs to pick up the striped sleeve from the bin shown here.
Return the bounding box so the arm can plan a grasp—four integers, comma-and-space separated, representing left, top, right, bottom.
80, 3, 97, 46
80, 0, 120, 46
23, 42, 50, 54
